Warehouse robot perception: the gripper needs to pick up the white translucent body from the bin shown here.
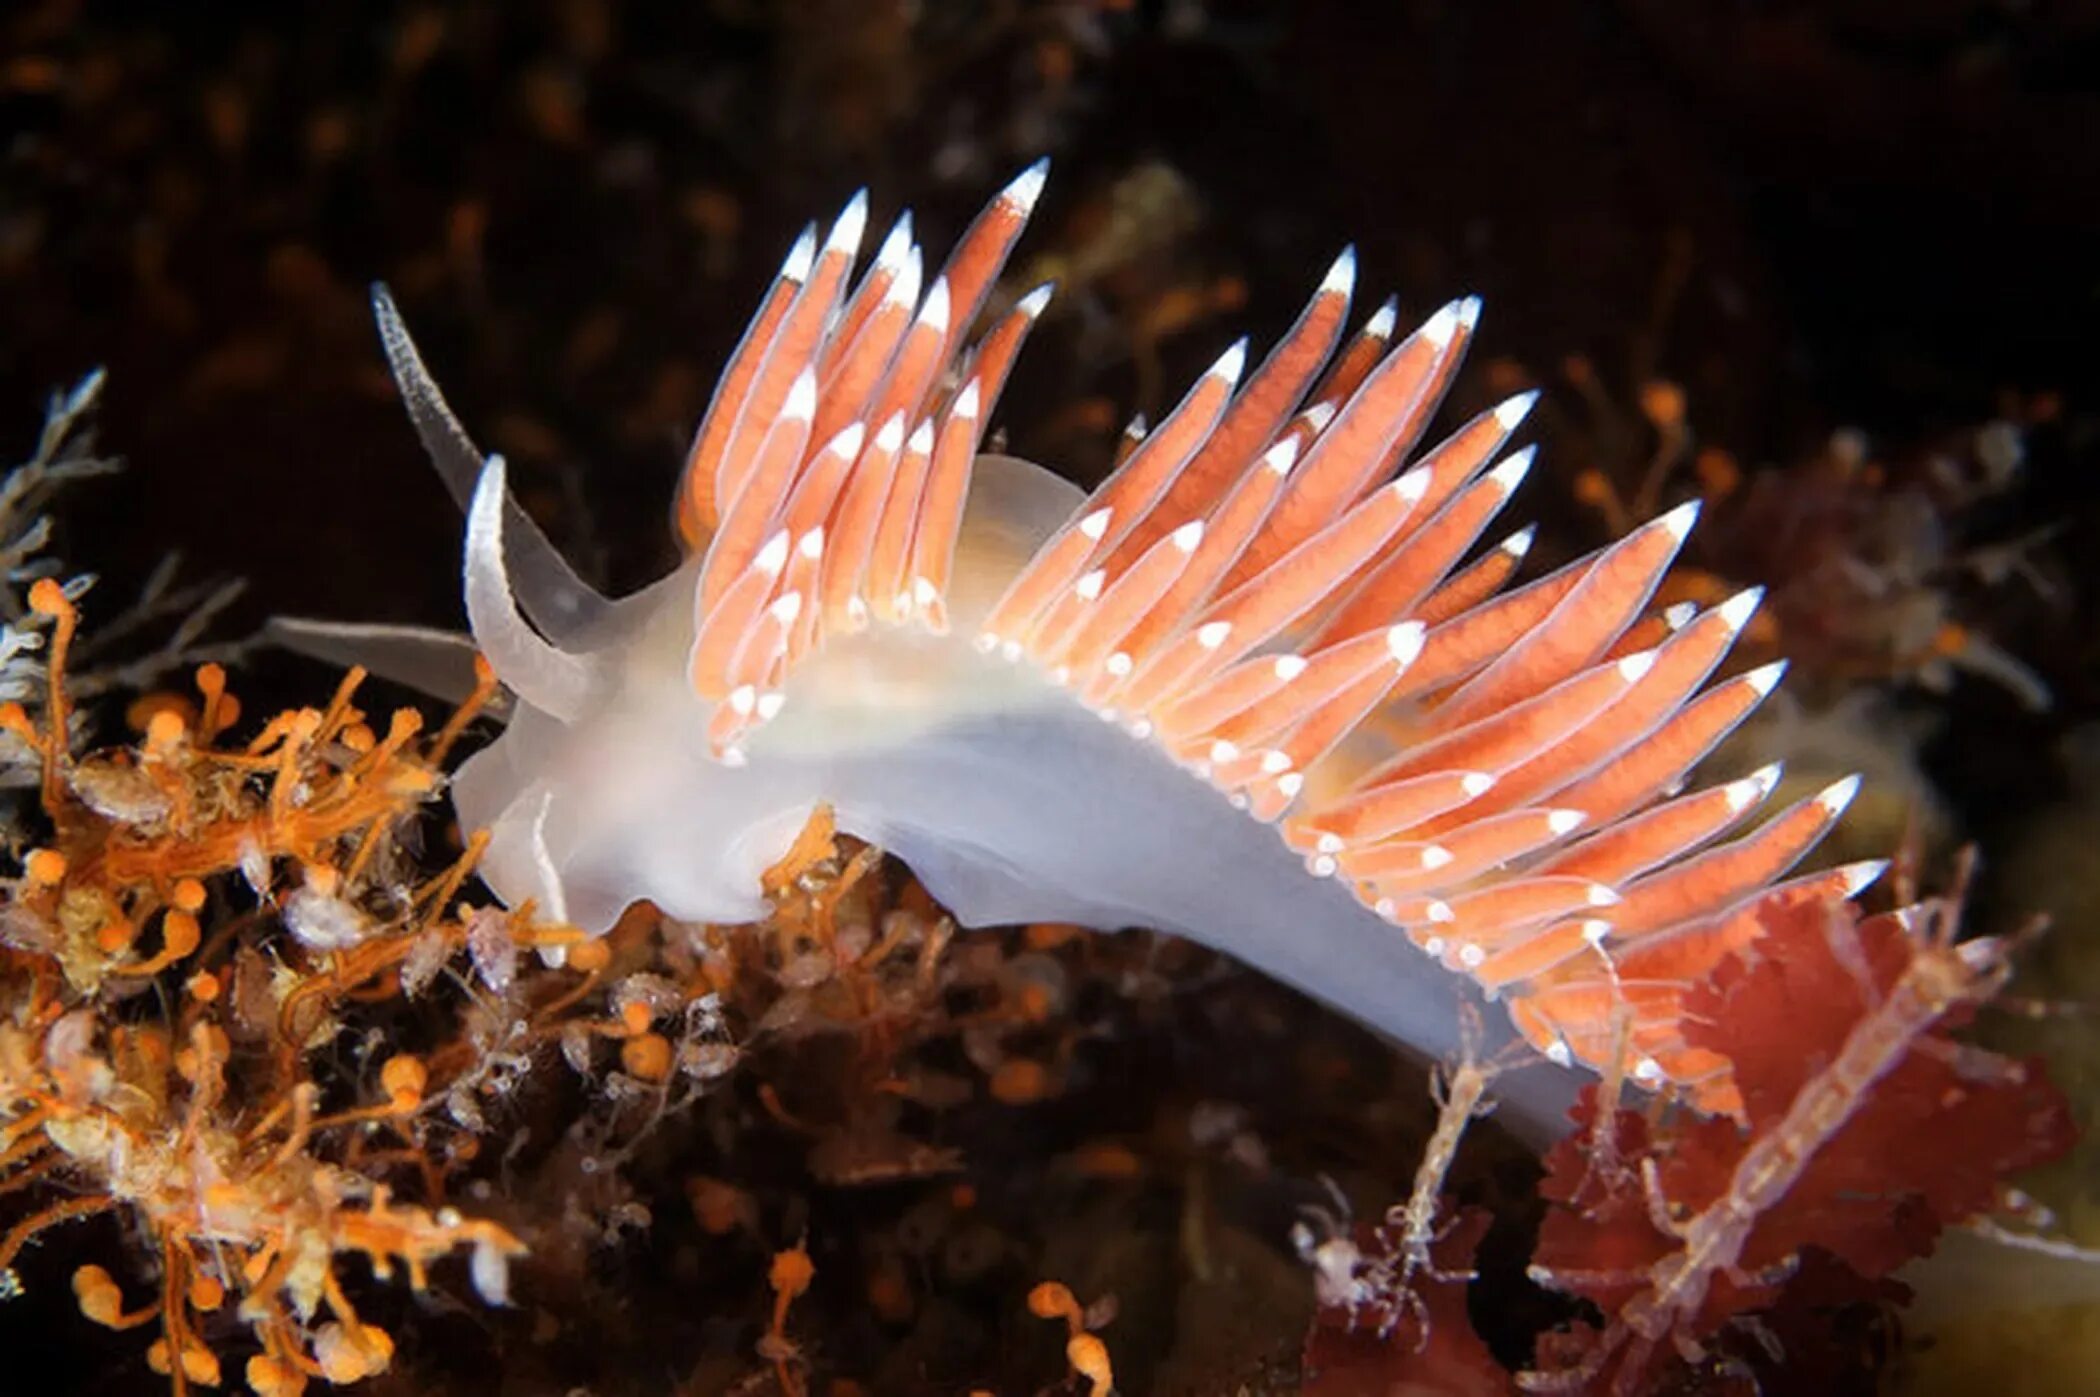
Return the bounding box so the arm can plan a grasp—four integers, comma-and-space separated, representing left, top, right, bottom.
454, 452, 1574, 1128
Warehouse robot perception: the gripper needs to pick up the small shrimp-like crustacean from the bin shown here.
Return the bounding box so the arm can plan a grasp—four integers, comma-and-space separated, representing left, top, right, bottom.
281, 166, 1876, 1136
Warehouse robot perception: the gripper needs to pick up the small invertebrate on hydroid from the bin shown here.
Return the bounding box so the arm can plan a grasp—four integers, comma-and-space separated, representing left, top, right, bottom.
287, 166, 1871, 1133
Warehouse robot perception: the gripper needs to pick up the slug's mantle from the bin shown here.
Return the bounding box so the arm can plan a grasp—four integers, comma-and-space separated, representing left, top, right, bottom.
292, 167, 1872, 1130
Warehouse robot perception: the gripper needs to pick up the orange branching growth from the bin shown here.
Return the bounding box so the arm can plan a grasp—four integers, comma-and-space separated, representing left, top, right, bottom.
760, 1239, 816, 1397
1556, 352, 2057, 710
1697, 421, 2058, 709
1027, 1280, 1116, 1397
0, 595, 532, 1394
0, 573, 1021, 1391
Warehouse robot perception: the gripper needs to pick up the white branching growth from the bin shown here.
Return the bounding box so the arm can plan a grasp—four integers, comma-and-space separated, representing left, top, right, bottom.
1295, 1004, 1520, 1346
1, 373, 246, 807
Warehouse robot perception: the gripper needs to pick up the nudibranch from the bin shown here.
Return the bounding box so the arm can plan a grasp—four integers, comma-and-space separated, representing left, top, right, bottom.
299, 165, 1880, 1134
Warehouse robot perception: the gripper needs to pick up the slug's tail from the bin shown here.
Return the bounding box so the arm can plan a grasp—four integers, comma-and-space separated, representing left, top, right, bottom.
672, 168, 1861, 1117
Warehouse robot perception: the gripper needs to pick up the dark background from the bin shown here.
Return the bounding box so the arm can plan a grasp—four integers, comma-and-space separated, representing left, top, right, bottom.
8, 0, 2097, 887
4, 3, 2099, 1392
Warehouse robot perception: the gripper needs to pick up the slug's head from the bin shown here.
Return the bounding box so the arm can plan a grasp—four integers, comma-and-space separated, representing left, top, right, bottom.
433, 169, 1071, 934
445, 453, 793, 931
450, 435, 1086, 934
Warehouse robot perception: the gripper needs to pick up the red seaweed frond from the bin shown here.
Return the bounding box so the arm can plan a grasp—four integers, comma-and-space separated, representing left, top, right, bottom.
1522, 878, 2074, 1393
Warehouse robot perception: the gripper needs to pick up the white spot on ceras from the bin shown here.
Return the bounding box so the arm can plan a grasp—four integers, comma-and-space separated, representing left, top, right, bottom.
1260, 749, 1293, 775
1460, 772, 1496, 798
1818, 773, 1863, 816
1488, 445, 1536, 494
1106, 652, 1134, 676
1500, 525, 1536, 559
1744, 659, 1789, 697
823, 423, 866, 464
1196, 621, 1233, 650
1458, 943, 1485, 968
872, 209, 914, 273
1546, 809, 1587, 836
1586, 883, 1620, 907
1420, 844, 1454, 870
1208, 337, 1250, 387
1321, 245, 1358, 298
1420, 300, 1462, 349
1000, 157, 1050, 214
825, 188, 868, 258
753, 530, 792, 578
1387, 621, 1426, 667
1170, 520, 1206, 552
1616, 650, 1657, 683
1724, 763, 1782, 813
1839, 859, 1889, 895
1015, 282, 1055, 319
1494, 389, 1541, 431
1078, 506, 1115, 541
1262, 438, 1301, 475
1391, 466, 1431, 504
1656, 498, 1702, 543
953, 379, 981, 420
883, 245, 923, 311
1074, 569, 1107, 602
874, 413, 906, 453
1363, 297, 1398, 340
907, 419, 935, 456
1717, 586, 1765, 632
918, 277, 951, 334
755, 691, 786, 723
782, 368, 817, 422
1545, 1039, 1573, 1067
1273, 654, 1309, 682
780, 225, 818, 283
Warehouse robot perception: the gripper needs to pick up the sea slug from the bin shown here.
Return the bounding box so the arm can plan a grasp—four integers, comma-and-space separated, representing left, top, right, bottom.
282, 166, 1875, 1133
